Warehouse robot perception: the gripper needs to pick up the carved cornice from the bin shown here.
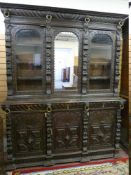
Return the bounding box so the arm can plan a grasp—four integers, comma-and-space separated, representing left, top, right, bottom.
0, 3, 128, 17
1, 6, 127, 25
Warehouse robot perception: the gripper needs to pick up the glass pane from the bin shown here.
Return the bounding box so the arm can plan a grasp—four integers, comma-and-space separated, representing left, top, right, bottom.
89, 33, 112, 90
15, 30, 42, 91
54, 32, 79, 91
16, 29, 41, 44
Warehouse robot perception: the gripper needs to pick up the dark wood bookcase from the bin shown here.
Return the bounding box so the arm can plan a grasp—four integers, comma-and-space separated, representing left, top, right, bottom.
0, 2, 128, 171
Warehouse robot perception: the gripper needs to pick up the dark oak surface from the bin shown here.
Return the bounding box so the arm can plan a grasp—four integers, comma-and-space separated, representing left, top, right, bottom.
120, 19, 129, 150
0, 2, 127, 171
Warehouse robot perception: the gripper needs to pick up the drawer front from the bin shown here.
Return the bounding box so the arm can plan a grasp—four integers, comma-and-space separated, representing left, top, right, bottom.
89, 102, 120, 109
88, 109, 116, 150
53, 110, 82, 154
11, 112, 46, 157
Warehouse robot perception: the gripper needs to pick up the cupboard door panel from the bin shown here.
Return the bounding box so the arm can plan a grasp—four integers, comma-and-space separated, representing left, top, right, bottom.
11, 112, 46, 157
53, 111, 82, 153
89, 110, 116, 150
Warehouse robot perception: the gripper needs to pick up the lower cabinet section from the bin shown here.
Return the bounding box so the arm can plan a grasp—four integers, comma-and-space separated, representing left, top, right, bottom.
3, 100, 123, 170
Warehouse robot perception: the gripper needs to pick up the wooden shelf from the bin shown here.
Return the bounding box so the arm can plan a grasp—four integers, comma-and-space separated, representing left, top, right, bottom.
90, 76, 110, 80
90, 61, 110, 65
17, 76, 42, 80
16, 43, 41, 46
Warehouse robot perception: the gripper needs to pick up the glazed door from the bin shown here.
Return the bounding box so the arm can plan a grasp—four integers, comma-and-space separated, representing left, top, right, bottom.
88, 30, 116, 93
12, 26, 45, 95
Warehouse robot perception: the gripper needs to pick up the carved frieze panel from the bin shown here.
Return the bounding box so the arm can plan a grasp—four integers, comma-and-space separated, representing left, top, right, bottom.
53, 111, 82, 153
9, 104, 47, 111
11, 112, 45, 157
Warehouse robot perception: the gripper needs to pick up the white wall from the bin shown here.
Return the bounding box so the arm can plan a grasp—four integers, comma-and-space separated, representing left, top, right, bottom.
0, 0, 128, 13
55, 40, 78, 86
55, 41, 78, 57
0, 0, 128, 34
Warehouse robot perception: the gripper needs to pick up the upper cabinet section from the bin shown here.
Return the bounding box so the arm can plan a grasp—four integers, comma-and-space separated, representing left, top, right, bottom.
0, 3, 127, 97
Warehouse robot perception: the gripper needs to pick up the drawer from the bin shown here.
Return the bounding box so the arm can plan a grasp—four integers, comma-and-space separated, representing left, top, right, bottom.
89, 101, 120, 109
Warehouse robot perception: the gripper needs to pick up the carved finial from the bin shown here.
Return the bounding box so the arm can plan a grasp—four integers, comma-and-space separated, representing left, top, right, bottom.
46, 104, 52, 112
46, 14, 52, 23
85, 16, 90, 24
4, 10, 10, 18
118, 20, 124, 28
84, 16, 90, 32
5, 108, 10, 114
120, 104, 124, 110
84, 103, 89, 111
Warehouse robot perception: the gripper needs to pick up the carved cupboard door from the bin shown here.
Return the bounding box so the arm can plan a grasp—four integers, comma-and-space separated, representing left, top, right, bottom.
88, 109, 116, 150
11, 112, 46, 158
52, 111, 82, 154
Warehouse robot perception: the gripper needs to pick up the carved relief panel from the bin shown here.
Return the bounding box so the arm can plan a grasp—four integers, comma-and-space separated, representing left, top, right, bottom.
11, 112, 46, 157
88, 110, 116, 150
52, 111, 82, 153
